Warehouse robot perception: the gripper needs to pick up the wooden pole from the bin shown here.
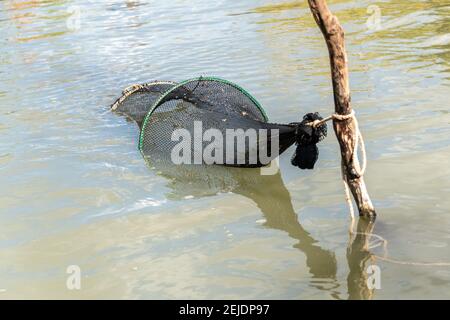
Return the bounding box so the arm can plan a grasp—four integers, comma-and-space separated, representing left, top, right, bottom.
307, 0, 376, 218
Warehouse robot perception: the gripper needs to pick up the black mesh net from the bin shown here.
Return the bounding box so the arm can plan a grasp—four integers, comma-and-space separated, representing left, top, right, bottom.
111, 81, 176, 128
138, 78, 327, 169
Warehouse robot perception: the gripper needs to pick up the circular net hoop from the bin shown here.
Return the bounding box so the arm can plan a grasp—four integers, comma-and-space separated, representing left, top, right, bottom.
139, 77, 270, 167
111, 81, 177, 127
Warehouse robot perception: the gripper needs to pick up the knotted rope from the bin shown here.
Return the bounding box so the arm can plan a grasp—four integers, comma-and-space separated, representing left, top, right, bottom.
311, 113, 450, 268
307, 110, 366, 219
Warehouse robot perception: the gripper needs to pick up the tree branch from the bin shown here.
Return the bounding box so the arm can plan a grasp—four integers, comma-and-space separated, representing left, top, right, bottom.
307, 0, 376, 218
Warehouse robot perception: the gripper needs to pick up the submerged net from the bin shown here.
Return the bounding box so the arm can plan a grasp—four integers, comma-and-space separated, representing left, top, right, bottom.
112, 77, 327, 169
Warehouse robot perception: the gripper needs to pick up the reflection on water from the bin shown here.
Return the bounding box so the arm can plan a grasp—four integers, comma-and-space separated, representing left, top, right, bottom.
161, 162, 340, 274
148, 159, 380, 299
347, 218, 376, 300
0, 0, 449, 299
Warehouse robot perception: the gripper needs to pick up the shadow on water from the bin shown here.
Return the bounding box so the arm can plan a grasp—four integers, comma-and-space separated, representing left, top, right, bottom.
147, 158, 376, 299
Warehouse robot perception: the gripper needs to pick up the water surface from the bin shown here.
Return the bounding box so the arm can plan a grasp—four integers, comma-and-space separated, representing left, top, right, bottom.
0, 0, 449, 299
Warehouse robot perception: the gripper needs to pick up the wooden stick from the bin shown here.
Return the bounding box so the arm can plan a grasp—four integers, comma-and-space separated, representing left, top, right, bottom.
307, 0, 376, 218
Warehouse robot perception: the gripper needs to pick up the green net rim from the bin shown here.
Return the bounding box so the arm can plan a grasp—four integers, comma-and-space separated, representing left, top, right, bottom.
138, 76, 269, 154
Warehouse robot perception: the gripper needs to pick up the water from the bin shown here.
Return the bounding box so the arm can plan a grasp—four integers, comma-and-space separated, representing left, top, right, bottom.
0, 0, 449, 299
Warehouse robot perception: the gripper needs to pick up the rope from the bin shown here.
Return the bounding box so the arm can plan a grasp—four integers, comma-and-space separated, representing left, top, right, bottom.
349, 231, 450, 267
308, 110, 366, 176
307, 110, 366, 217
313, 113, 450, 268
342, 162, 355, 221
374, 255, 450, 267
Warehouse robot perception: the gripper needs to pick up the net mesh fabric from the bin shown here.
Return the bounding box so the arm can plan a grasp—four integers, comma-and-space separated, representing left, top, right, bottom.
111, 77, 326, 170
157, 78, 267, 122
111, 81, 176, 128
139, 78, 291, 167
140, 78, 288, 167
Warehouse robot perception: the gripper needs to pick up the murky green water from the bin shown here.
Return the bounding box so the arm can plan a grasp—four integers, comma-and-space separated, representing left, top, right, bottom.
0, 0, 449, 299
